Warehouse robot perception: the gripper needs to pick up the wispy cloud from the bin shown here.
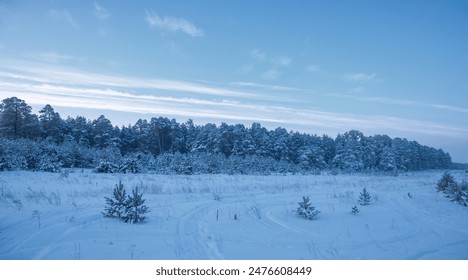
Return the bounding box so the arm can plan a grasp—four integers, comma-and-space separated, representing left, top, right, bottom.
261, 69, 281, 80
48, 9, 79, 29
93, 2, 109, 21
0, 80, 283, 124
271, 55, 292, 66
306, 64, 320, 73
230, 82, 301, 91
28, 51, 77, 64
344, 72, 376, 82
2, 78, 466, 138
250, 49, 266, 62
1, 59, 467, 139
431, 104, 468, 113
0, 59, 258, 99
329, 92, 468, 115
329, 93, 417, 106
145, 10, 203, 37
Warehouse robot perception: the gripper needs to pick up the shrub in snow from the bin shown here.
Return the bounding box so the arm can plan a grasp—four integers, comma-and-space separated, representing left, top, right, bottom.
296, 196, 320, 220
119, 157, 142, 173
0, 143, 6, 171
94, 160, 119, 173
170, 153, 193, 175
103, 181, 149, 223
103, 180, 128, 219
458, 180, 468, 206
447, 180, 467, 206
436, 171, 456, 193
435, 172, 467, 207
358, 187, 371, 206
24, 143, 41, 170
58, 141, 96, 168
123, 186, 149, 224
351, 205, 360, 215
38, 153, 61, 173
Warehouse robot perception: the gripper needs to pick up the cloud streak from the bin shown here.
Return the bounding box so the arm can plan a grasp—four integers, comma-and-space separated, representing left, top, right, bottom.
145, 10, 203, 37
0, 60, 258, 99
1, 60, 467, 139
2, 80, 466, 138
230, 82, 302, 91
344, 72, 376, 82
430, 104, 468, 114
28, 51, 77, 64
329, 93, 468, 115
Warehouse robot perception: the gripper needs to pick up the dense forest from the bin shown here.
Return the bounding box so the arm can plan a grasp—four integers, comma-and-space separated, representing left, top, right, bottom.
0, 96, 453, 174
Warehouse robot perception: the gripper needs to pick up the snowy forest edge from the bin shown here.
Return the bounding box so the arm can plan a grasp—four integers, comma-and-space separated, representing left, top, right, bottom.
0, 96, 463, 175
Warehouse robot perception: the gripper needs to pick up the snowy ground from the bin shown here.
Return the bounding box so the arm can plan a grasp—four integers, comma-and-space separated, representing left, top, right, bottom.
0, 170, 467, 260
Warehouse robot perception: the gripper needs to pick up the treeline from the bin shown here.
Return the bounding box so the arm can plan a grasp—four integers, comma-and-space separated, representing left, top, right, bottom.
0, 96, 452, 174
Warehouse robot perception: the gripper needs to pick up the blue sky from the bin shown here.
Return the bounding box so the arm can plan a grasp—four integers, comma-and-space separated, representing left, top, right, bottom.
0, 0, 467, 162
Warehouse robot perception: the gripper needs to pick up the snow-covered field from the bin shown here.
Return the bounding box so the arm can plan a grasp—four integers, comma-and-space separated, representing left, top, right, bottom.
0, 170, 467, 260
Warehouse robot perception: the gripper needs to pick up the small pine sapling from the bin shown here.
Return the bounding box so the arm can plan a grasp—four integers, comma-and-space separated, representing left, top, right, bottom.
351, 205, 360, 215
94, 160, 119, 173
448, 180, 468, 206
119, 157, 142, 174
124, 186, 149, 224
358, 187, 371, 206
103, 180, 127, 219
436, 171, 456, 193
296, 196, 320, 220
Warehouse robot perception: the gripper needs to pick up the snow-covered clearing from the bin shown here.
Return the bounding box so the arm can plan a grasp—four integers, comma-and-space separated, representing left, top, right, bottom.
0, 170, 467, 260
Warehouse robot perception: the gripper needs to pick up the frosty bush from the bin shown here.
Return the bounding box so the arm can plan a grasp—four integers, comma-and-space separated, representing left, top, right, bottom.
358, 187, 371, 206
455, 180, 468, 206
119, 156, 142, 174
436, 171, 456, 193
436, 172, 467, 206
447, 181, 467, 206
296, 196, 320, 220
351, 205, 360, 215
103, 181, 149, 223
94, 160, 119, 173
38, 153, 61, 173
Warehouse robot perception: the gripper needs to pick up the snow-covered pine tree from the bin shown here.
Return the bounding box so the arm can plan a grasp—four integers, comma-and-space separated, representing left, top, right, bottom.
459, 180, 468, 206
447, 180, 467, 206
296, 196, 320, 220
124, 186, 149, 223
351, 205, 360, 215
94, 160, 119, 173
119, 156, 142, 173
436, 171, 456, 193
358, 187, 371, 206
38, 153, 61, 173
0, 97, 39, 139
102, 180, 127, 219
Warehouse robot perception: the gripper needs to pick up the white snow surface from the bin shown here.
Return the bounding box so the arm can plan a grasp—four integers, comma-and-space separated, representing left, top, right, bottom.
0, 170, 467, 260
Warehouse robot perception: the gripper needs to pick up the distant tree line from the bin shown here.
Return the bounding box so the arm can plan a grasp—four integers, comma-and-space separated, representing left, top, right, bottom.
0, 96, 453, 174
